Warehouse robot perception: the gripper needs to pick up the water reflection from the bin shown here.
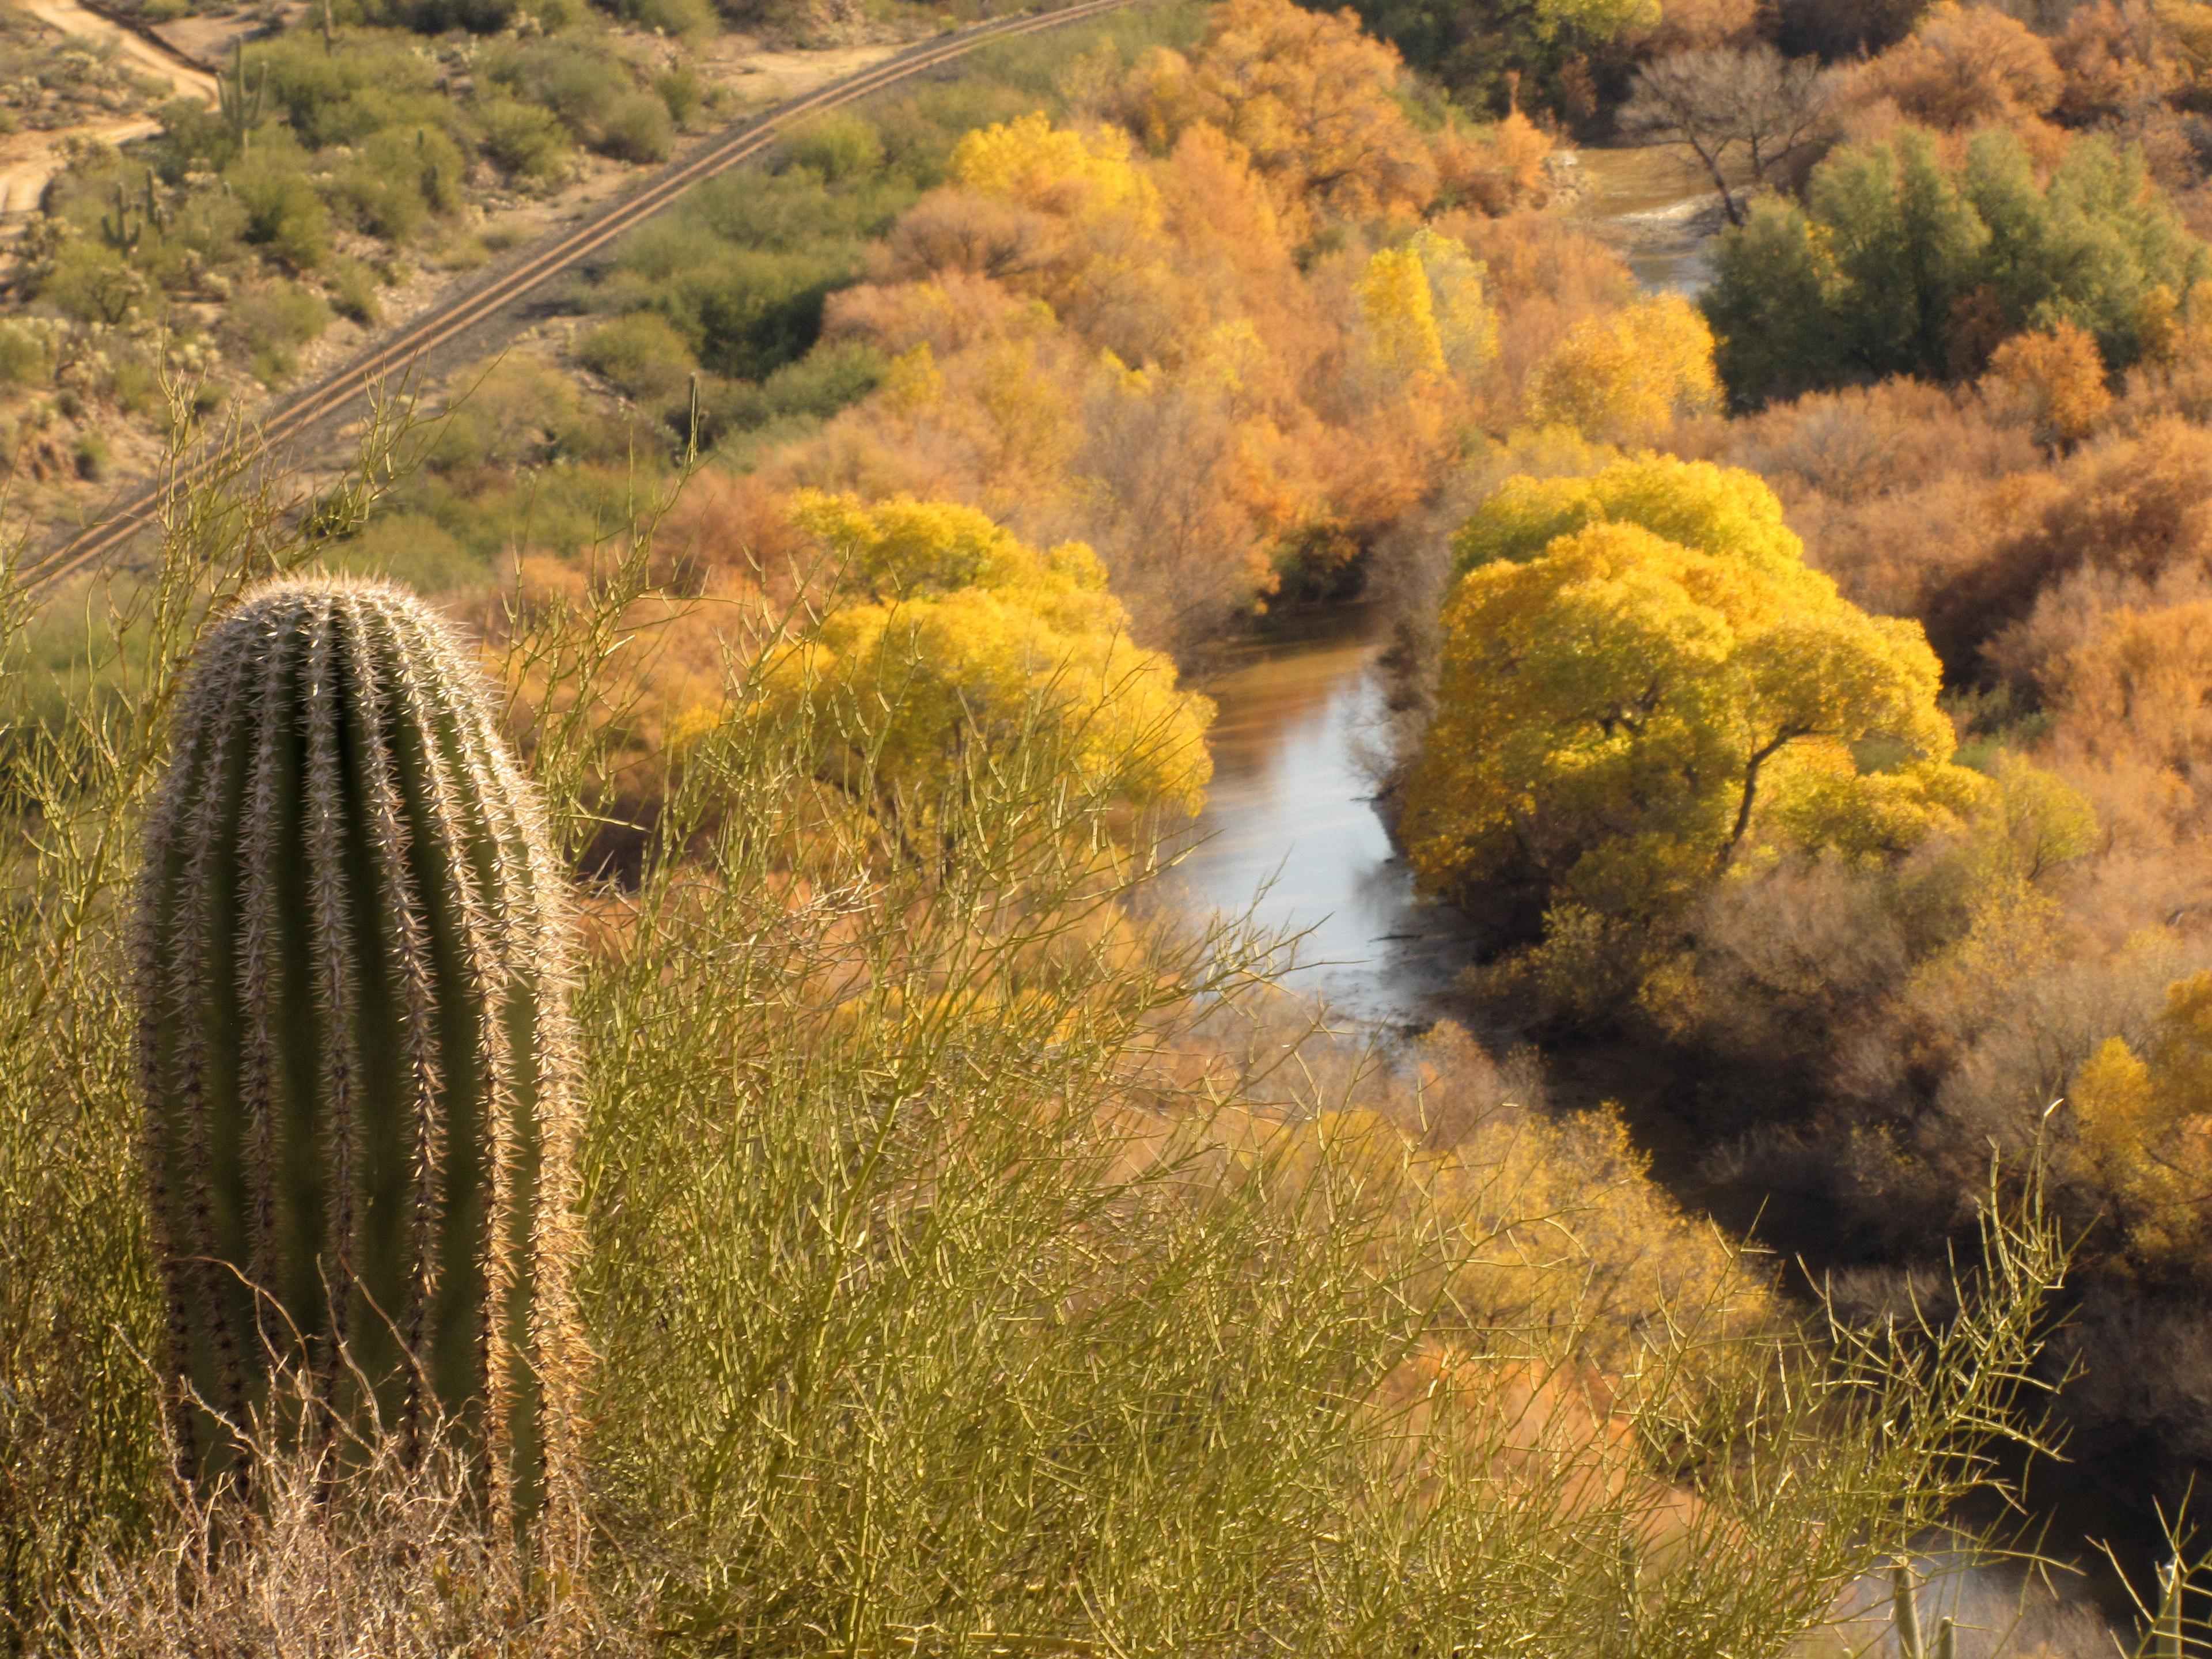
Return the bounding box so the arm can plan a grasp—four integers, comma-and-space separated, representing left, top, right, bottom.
1164, 612, 1479, 1025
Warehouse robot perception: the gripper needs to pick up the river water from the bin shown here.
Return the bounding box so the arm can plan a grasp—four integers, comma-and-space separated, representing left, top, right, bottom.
1163, 611, 1476, 1024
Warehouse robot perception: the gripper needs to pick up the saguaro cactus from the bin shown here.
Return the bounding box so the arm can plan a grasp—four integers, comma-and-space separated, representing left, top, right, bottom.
134, 577, 584, 1541
1892, 1559, 1955, 1659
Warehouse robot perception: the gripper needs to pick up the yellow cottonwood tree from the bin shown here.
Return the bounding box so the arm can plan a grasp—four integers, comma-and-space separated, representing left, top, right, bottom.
1402, 471, 1956, 925
756, 493, 1214, 835
1414, 229, 1499, 381
2070, 971, 2212, 1280
952, 112, 1158, 224
1356, 230, 1498, 382
1356, 244, 1446, 378
1451, 453, 1804, 579
1524, 293, 1720, 443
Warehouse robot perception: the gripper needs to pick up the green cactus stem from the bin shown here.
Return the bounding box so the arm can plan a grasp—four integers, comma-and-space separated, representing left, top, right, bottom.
100, 181, 135, 252
134, 577, 584, 1543
1891, 1559, 1955, 1659
218, 39, 268, 155
2156, 1558, 2184, 1659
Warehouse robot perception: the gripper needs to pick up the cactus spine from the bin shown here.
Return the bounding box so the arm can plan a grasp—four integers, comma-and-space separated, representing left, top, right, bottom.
134, 577, 584, 1544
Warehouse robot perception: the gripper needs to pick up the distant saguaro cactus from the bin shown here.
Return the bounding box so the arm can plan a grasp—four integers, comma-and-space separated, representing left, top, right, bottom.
1892, 1559, 1955, 1659
134, 577, 584, 1543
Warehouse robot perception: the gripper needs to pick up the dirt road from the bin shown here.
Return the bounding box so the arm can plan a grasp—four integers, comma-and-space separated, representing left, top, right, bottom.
0, 0, 217, 220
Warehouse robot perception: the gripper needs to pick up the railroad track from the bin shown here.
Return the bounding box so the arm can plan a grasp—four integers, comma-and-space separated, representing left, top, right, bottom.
18, 0, 1136, 593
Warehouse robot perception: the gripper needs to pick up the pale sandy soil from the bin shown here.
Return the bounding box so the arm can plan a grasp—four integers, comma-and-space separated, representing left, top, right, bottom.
696, 33, 902, 109
19, 0, 216, 88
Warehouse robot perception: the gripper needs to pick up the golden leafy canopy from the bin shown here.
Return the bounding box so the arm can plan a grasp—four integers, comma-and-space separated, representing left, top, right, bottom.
2070, 969, 2212, 1278
763, 493, 1215, 819
1403, 464, 1960, 922
951, 112, 1158, 227
1122, 0, 1437, 230
1356, 229, 1499, 382
1450, 453, 1803, 578
1525, 293, 1719, 445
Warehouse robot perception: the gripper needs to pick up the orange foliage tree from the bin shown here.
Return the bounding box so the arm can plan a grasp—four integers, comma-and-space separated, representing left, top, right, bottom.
1121, 0, 1437, 233
1983, 320, 2115, 447
1846, 1, 2065, 149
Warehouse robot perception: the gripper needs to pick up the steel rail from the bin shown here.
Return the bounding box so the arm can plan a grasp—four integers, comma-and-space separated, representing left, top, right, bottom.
19, 0, 1134, 592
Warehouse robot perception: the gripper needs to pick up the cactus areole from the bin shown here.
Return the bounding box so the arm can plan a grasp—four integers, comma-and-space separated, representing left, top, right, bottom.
134, 577, 583, 1539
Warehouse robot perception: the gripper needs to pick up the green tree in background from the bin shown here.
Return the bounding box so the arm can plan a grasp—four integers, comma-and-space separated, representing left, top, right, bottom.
1306, 0, 1657, 113
1705, 127, 2209, 405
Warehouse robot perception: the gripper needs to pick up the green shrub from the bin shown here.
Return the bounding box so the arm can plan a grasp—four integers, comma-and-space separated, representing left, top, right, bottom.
622, 0, 713, 37
332, 124, 465, 240
108, 349, 162, 416
599, 173, 887, 378
252, 33, 447, 149
598, 91, 673, 163
227, 278, 334, 382
482, 39, 630, 145
425, 353, 596, 470
164, 185, 251, 272
475, 92, 574, 183
578, 310, 698, 402
519, 0, 589, 30
72, 432, 111, 480
654, 60, 708, 127
691, 342, 883, 447
0, 320, 55, 388
1706, 128, 2212, 406
783, 109, 885, 183
757, 336, 882, 418
677, 163, 906, 250
362, 0, 520, 32
327, 255, 381, 324
226, 147, 331, 272
149, 94, 230, 171
331, 512, 490, 594
39, 241, 149, 325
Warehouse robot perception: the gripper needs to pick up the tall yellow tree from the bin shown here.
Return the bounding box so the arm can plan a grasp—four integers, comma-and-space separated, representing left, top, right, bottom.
752, 493, 1215, 838
1402, 467, 1957, 925
1450, 453, 1804, 578
1524, 293, 1720, 444
2070, 971, 2212, 1281
1356, 244, 1447, 378
1356, 229, 1499, 382
951, 112, 1158, 225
